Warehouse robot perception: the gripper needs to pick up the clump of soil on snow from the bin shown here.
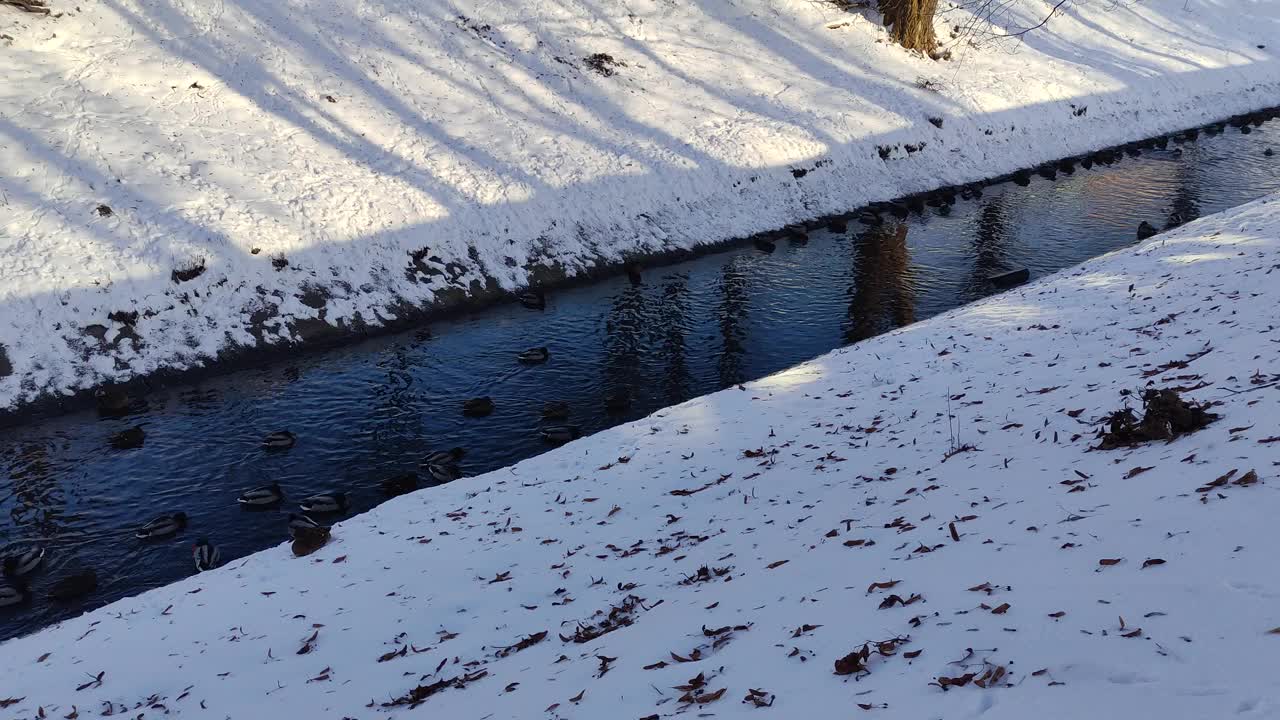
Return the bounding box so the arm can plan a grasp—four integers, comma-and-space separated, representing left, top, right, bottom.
1096, 388, 1218, 449
584, 53, 626, 77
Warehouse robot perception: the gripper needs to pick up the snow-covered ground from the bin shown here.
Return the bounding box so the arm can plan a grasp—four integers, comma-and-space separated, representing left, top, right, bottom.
2, 0, 1280, 411
3, 194, 1280, 718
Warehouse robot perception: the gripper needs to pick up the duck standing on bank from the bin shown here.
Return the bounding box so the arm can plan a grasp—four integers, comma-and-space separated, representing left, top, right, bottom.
192, 538, 221, 572
288, 513, 327, 538
135, 512, 188, 539
2, 546, 44, 578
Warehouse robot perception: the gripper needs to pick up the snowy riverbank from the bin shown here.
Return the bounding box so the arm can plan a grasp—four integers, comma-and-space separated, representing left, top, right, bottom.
3, 0, 1280, 412
3, 194, 1279, 717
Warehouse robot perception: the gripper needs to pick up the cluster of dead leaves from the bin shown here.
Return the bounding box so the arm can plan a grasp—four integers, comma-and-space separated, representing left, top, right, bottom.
934, 663, 1008, 691
382, 670, 489, 708
560, 595, 653, 644
1196, 467, 1260, 498
833, 636, 913, 676
672, 672, 726, 705
680, 565, 732, 585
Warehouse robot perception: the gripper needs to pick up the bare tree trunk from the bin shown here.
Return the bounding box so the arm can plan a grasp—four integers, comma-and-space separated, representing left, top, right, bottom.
878, 0, 938, 54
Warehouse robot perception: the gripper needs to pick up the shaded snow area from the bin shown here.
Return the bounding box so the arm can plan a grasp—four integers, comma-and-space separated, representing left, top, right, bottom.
3, 0, 1280, 409
4, 195, 1280, 718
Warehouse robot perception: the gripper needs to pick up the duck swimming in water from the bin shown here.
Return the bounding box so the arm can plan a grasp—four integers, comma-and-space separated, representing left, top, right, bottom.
2, 546, 44, 578
192, 538, 221, 572
95, 386, 131, 415
299, 492, 349, 514
287, 513, 325, 538
423, 447, 465, 465
540, 425, 581, 445
380, 472, 419, 498
109, 425, 146, 450
462, 397, 495, 417
424, 462, 462, 484
262, 430, 297, 449
0, 582, 31, 608
517, 347, 549, 364
136, 512, 188, 539
238, 481, 284, 507
518, 290, 546, 310
541, 401, 570, 420
50, 570, 97, 602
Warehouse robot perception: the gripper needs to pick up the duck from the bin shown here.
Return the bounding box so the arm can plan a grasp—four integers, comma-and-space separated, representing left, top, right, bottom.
462, 397, 495, 417
753, 237, 776, 254
542, 401, 570, 420
192, 538, 220, 572
299, 492, 349, 514
626, 263, 643, 285
2, 546, 45, 578
95, 386, 131, 415
1136, 221, 1159, 240
540, 425, 581, 445
423, 447, 465, 465
109, 425, 146, 450
262, 430, 297, 449
424, 462, 462, 484
136, 512, 188, 539
287, 513, 326, 538
380, 472, 419, 498
291, 525, 331, 557
0, 582, 31, 608
604, 390, 631, 414
50, 570, 97, 602
518, 290, 546, 310
238, 482, 284, 507
517, 347, 550, 364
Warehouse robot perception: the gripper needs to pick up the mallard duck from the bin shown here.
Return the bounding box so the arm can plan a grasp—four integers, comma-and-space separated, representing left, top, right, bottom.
299, 492, 348, 514
604, 390, 631, 414
287, 513, 326, 538
262, 430, 296, 449
1137, 221, 1159, 240
0, 582, 31, 608
423, 447, 465, 465
542, 401, 570, 420
50, 570, 97, 602
518, 290, 546, 310
753, 237, 776, 253
291, 526, 331, 557
424, 463, 462, 484
381, 472, 419, 498
517, 347, 549, 364
192, 538, 220, 572
626, 263, 643, 285
540, 425, 581, 445
462, 397, 495, 417
109, 425, 146, 450
2, 546, 44, 578
95, 386, 131, 414
136, 512, 188, 539
238, 482, 284, 507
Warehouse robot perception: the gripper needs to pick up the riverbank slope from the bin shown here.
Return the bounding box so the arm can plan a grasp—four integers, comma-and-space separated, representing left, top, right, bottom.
3, 0, 1280, 413
3, 193, 1279, 717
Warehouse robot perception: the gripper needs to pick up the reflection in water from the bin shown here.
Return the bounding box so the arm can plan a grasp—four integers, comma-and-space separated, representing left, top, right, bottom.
972, 202, 1011, 282
845, 224, 915, 343
717, 259, 749, 386
2, 117, 1279, 641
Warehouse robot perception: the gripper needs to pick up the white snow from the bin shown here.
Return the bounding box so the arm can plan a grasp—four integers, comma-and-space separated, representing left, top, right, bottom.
2, 0, 1280, 409
3, 194, 1280, 717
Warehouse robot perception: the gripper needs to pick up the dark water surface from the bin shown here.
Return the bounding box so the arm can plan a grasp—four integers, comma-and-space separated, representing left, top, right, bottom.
2, 117, 1278, 641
